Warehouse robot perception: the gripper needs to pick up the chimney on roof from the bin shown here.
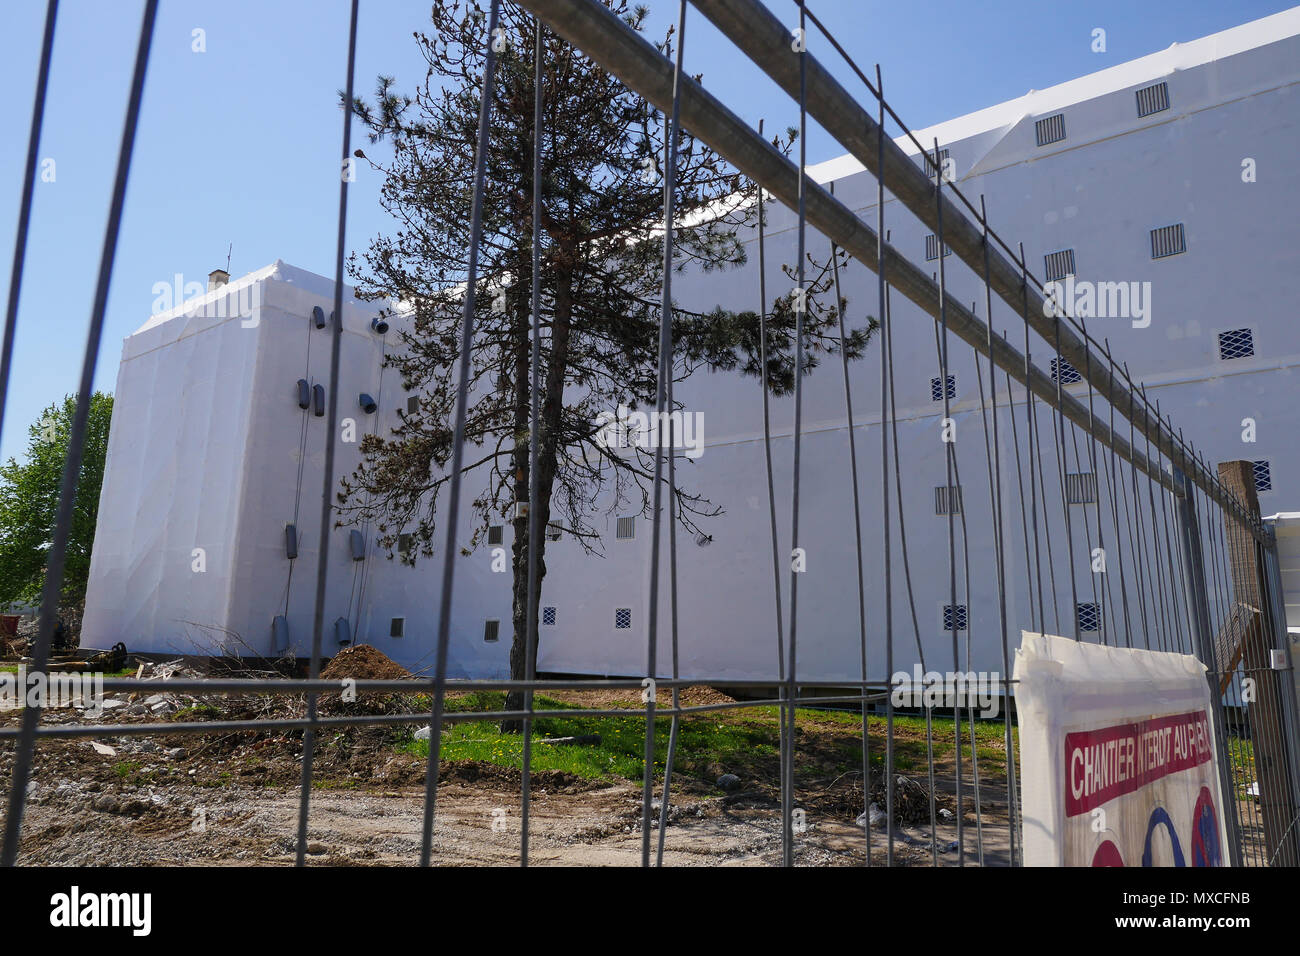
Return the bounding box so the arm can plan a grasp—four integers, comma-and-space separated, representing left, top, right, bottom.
208, 269, 230, 292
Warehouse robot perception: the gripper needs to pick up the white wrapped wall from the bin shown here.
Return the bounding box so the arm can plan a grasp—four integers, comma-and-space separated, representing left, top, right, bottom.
82, 11, 1299, 679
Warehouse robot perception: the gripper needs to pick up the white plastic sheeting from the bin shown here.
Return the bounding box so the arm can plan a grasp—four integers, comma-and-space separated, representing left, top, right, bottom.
81, 261, 509, 677
79, 12, 1300, 681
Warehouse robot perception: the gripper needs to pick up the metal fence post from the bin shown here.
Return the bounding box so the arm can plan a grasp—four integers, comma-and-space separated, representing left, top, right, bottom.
1172, 466, 1244, 867
1261, 530, 1300, 850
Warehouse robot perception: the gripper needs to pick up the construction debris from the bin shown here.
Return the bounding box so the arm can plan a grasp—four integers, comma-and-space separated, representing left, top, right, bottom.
867, 774, 955, 827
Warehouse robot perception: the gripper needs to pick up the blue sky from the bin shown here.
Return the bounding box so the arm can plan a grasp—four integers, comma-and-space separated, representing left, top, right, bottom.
0, 0, 1292, 464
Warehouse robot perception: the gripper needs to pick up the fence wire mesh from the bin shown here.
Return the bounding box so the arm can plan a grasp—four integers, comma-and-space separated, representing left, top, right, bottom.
1, 0, 1296, 868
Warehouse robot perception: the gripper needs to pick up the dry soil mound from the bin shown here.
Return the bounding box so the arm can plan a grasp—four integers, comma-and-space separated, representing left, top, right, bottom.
320, 644, 412, 681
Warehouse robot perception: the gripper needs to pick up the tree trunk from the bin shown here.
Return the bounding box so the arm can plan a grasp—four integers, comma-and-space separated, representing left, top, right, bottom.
502, 250, 574, 732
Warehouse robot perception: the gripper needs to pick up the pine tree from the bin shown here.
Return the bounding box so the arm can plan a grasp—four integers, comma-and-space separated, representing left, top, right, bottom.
338, 0, 871, 728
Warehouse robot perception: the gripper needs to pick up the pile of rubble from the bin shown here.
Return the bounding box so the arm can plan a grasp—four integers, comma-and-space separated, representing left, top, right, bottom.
14, 600, 84, 650
76, 658, 211, 719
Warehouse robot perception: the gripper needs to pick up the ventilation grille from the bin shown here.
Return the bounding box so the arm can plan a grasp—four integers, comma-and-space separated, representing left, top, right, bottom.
397, 533, 412, 554
1253, 460, 1272, 493
406, 395, 420, 414
484, 619, 500, 643
615, 608, 632, 629
1051, 356, 1082, 385
487, 525, 504, 545
926, 147, 950, 182
1150, 223, 1185, 259
1065, 472, 1097, 504
390, 617, 405, 638
616, 516, 635, 539
943, 605, 968, 631
1135, 81, 1170, 117
1077, 603, 1102, 632
924, 235, 952, 261
934, 485, 963, 515
546, 521, 562, 542
1218, 328, 1254, 361
931, 374, 956, 402
1035, 113, 1066, 146
1043, 249, 1076, 282
542, 606, 557, 626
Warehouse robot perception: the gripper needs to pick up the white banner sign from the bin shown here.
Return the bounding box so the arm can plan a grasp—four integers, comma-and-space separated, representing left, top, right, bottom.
1014, 632, 1229, 867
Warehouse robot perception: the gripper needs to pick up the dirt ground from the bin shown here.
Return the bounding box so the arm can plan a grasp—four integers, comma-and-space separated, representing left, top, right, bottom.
0, 663, 1013, 866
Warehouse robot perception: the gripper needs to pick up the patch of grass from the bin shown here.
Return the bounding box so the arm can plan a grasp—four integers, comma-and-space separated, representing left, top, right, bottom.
0, 664, 136, 678
396, 692, 1019, 785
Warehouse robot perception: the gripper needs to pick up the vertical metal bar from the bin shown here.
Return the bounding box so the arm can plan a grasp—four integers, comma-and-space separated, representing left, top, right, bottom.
0, 0, 59, 453
1244, 523, 1299, 865
1, 0, 158, 868
1017, 244, 1046, 633
655, 0, 689, 865
642, 0, 686, 867
1222, 511, 1265, 865
297, 0, 360, 868
1125, 375, 1164, 652
1208, 473, 1263, 864
1173, 465, 1244, 867
883, 281, 933, 853
521, 15, 546, 868
948, 312, 983, 867
1160, 405, 1191, 643
1004, 361, 1036, 635
754, 118, 790, 865
1049, 296, 1080, 640
875, 64, 893, 869
1030, 369, 1061, 634
1066, 423, 1101, 634
977, 195, 1016, 866
1077, 316, 1114, 645
933, 143, 963, 865
1136, 385, 1172, 654
1117, 362, 1151, 649
1261, 535, 1300, 831
826, 181, 871, 864
420, 0, 502, 867
1101, 341, 1133, 647
781, 2, 808, 868
1152, 450, 1176, 654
